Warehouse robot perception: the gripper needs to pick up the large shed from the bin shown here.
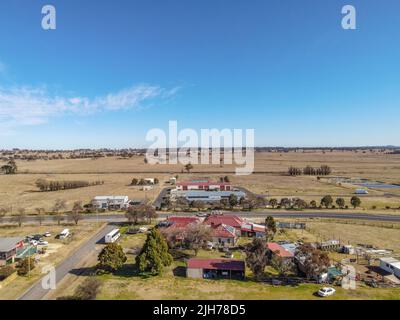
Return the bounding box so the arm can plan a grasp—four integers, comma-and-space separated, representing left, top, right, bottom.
187, 258, 245, 280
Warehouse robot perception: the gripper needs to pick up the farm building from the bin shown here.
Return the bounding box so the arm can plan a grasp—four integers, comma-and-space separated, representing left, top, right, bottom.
91, 196, 129, 209
176, 180, 232, 191
186, 258, 245, 280
0, 237, 24, 266
144, 178, 155, 184
379, 257, 400, 278
171, 190, 245, 202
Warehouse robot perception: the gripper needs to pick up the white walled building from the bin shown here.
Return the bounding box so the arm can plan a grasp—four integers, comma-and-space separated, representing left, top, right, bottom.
92, 196, 129, 210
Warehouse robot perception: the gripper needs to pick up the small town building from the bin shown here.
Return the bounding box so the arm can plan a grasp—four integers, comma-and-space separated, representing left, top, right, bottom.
91, 196, 129, 210
0, 237, 24, 266
267, 242, 294, 260
176, 180, 232, 191
318, 240, 341, 251
203, 215, 243, 234
172, 190, 245, 202
186, 258, 245, 280
379, 257, 400, 278
241, 223, 265, 238
210, 224, 238, 247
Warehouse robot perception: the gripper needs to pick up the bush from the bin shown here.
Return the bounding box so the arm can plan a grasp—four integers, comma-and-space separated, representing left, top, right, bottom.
74, 277, 102, 300
97, 243, 127, 273
16, 257, 36, 276
0, 266, 16, 281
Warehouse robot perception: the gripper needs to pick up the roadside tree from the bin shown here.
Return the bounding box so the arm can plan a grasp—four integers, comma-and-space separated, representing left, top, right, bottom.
97, 243, 127, 273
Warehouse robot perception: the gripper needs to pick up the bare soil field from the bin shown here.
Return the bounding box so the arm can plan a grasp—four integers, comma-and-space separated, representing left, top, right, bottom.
1, 150, 400, 213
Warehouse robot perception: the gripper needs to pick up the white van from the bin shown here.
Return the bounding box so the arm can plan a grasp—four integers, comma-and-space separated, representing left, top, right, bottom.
105, 229, 121, 243
59, 229, 70, 239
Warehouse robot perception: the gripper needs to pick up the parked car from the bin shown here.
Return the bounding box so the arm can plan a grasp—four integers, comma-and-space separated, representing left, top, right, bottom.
317, 287, 336, 297
38, 240, 49, 246
224, 252, 234, 258
43, 232, 51, 237
196, 212, 209, 217
32, 234, 43, 241
58, 229, 70, 239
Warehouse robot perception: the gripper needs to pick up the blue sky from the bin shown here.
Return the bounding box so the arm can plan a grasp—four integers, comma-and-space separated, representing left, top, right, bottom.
0, 0, 399, 148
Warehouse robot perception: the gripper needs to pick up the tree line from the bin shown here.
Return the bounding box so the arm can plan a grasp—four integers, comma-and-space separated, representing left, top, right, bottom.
288, 165, 332, 176
268, 196, 362, 210
35, 179, 104, 192
130, 178, 159, 186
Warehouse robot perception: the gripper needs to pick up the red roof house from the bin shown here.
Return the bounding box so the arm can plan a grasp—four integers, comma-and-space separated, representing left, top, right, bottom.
203, 215, 243, 230
176, 180, 232, 191
267, 242, 294, 258
167, 216, 200, 226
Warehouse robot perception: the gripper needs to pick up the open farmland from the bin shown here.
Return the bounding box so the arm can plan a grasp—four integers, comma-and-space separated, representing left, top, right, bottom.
1, 150, 400, 213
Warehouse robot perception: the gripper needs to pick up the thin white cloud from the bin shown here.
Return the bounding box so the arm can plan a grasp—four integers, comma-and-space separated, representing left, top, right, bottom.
0, 84, 179, 134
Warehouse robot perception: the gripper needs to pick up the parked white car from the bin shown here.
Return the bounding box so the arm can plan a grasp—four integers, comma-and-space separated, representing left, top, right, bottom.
317, 287, 336, 297
38, 240, 49, 246
196, 212, 209, 217
43, 232, 51, 237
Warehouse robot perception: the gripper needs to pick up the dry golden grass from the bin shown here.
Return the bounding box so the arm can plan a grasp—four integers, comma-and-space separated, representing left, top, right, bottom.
1, 150, 400, 212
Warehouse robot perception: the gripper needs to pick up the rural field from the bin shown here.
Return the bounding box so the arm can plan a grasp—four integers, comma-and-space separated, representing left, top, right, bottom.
1, 150, 400, 213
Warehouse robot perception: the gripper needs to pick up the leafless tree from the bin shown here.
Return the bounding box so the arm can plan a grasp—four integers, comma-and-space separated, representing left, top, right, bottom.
183, 224, 212, 256
12, 208, 26, 227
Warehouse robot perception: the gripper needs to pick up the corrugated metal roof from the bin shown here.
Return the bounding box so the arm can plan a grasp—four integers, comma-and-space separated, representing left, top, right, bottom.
0, 237, 24, 252
267, 242, 294, 258
187, 258, 245, 271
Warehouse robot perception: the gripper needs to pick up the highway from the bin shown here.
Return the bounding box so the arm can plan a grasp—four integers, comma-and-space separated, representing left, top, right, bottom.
3, 210, 400, 225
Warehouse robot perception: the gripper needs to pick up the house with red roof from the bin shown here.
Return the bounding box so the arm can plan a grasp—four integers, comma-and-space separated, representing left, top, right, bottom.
167, 216, 200, 226
203, 215, 243, 233
267, 242, 294, 260
210, 224, 238, 247
187, 258, 245, 280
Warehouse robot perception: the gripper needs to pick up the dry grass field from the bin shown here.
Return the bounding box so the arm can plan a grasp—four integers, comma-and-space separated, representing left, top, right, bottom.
1, 150, 400, 213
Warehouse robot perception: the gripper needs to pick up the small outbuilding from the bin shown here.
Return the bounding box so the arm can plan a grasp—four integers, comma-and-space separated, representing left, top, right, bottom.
379, 257, 400, 278
186, 258, 245, 280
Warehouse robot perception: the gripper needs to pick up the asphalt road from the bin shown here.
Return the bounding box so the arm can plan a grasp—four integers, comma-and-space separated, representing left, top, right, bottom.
153, 187, 170, 208
18, 223, 115, 300
3, 210, 400, 225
